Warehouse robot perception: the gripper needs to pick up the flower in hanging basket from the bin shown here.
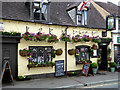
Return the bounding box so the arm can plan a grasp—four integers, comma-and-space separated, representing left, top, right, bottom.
92, 44, 97, 49
56, 48, 63, 55
35, 33, 48, 41
72, 35, 83, 43
82, 35, 90, 42
48, 34, 59, 43
19, 48, 28, 57
22, 32, 35, 41
75, 49, 79, 58
68, 49, 75, 55
51, 49, 56, 58
60, 33, 71, 42
97, 58, 102, 65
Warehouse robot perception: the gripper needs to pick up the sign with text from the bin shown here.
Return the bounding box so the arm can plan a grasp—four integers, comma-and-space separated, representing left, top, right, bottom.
106, 14, 116, 30
81, 63, 94, 77
117, 37, 120, 43
55, 60, 64, 77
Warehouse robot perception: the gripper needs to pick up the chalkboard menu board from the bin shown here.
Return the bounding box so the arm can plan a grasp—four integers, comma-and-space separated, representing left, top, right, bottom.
81, 63, 91, 77
55, 60, 64, 77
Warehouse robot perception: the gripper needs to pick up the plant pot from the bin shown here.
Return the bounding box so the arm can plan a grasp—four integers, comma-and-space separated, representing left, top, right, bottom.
92, 68, 97, 74
68, 50, 75, 55
56, 50, 63, 55
93, 47, 97, 49
19, 51, 28, 57
111, 67, 115, 72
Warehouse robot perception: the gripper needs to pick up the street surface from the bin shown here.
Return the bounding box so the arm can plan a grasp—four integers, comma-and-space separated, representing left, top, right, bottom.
77, 82, 118, 88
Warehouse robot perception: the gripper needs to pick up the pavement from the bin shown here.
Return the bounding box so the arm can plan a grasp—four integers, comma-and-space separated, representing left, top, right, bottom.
2, 71, 119, 89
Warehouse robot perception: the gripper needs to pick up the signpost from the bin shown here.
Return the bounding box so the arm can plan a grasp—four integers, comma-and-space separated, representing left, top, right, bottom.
81, 63, 94, 77
55, 60, 64, 77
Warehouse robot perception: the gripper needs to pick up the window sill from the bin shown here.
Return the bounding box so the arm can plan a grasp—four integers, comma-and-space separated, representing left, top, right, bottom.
27, 63, 55, 69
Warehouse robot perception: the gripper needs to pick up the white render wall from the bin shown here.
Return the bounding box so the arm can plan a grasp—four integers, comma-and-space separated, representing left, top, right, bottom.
112, 18, 120, 62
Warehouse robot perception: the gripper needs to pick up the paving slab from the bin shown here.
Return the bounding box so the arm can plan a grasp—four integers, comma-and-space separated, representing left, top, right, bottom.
2, 71, 119, 88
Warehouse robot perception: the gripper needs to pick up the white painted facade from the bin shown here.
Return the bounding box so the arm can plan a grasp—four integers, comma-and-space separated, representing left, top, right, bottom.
112, 17, 120, 62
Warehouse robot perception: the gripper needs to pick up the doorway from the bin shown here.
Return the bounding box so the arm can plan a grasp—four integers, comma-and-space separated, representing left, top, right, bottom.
2, 43, 18, 79
114, 45, 120, 62
99, 45, 107, 71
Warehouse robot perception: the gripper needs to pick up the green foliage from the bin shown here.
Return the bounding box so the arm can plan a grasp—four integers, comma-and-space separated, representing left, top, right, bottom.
35, 33, 48, 41
60, 33, 71, 42
110, 62, 117, 68
107, 48, 111, 56
51, 49, 56, 58
48, 34, 59, 43
18, 76, 24, 79
91, 63, 98, 68
90, 49, 93, 58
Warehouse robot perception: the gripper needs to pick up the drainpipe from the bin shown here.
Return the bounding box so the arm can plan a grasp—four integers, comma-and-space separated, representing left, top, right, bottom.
65, 26, 68, 75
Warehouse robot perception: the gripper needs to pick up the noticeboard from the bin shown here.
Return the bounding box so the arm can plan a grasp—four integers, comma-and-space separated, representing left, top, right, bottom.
81, 63, 91, 77
106, 14, 116, 30
55, 60, 64, 77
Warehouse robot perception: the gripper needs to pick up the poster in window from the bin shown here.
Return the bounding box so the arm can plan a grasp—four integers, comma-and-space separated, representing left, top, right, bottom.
93, 50, 97, 57
106, 14, 116, 30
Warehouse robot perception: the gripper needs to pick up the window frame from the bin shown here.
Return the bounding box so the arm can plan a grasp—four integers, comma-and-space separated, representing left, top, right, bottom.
76, 9, 87, 26
29, 46, 53, 64
118, 19, 120, 30
32, 2, 49, 21
76, 45, 90, 61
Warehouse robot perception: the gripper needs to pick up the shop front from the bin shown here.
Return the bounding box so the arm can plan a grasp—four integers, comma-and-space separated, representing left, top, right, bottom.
1, 20, 112, 79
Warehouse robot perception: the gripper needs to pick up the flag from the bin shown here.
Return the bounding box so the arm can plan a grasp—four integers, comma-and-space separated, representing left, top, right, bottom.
40, 0, 44, 8
80, 0, 91, 11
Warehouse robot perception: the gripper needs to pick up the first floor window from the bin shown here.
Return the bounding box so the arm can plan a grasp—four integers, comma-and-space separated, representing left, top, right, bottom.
76, 46, 90, 61
29, 46, 52, 64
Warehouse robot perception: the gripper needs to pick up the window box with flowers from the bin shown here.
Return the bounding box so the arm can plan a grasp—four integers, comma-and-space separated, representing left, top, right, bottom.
26, 46, 56, 69
76, 59, 92, 65
27, 61, 55, 69
55, 48, 63, 56
67, 71, 77, 76
60, 33, 71, 42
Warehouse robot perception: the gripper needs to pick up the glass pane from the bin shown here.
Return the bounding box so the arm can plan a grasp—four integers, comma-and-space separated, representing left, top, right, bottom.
34, 3, 40, 7
42, 5, 47, 20
84, 10, 87, 25
86, 53, 89, 60
119, 20, 120, 30
81, 48, 84, 52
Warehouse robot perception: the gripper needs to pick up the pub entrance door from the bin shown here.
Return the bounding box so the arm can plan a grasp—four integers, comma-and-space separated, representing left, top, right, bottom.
99, 45, 108, 71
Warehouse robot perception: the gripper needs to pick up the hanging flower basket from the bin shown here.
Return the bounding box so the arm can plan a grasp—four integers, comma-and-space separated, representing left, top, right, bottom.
92, 44, 97, 49
56, 49, 63, 55
19, 50, 28, 57
68, 49, 75, 55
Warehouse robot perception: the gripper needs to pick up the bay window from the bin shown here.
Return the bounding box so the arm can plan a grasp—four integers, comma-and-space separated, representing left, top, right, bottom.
76, 46, 90, 62
29, 46, 52, 64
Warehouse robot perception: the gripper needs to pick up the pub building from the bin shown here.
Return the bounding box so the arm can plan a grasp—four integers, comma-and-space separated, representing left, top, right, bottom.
1, 1, 118, 80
